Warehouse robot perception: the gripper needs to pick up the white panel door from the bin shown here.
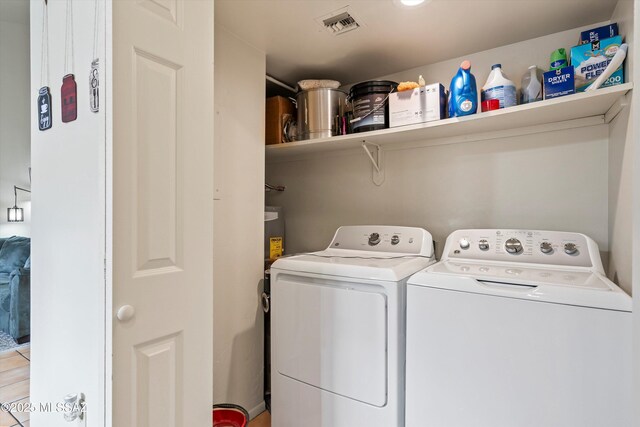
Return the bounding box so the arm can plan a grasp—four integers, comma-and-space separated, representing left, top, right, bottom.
111, 0, 214, 426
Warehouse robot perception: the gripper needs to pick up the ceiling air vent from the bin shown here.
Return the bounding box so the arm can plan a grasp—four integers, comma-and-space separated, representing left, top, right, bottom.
316, 7, 362, 36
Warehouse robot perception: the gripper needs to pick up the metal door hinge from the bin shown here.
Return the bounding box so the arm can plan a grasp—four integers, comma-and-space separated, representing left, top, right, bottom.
63, 392, 86, 422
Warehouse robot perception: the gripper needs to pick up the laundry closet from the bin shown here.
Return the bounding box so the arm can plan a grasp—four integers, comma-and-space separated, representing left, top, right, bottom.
212, 0, 639, 422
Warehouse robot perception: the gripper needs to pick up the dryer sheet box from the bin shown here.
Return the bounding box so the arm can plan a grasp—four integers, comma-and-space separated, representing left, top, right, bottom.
389, 83, 446, 128
543, 66, 575, 99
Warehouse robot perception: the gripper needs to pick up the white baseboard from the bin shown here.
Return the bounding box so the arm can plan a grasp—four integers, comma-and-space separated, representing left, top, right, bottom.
248, 401, 266, 420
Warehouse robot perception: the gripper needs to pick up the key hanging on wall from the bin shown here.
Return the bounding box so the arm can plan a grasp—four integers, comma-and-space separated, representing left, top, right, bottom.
37, 0, 52, 131
61, 0, 78, 123
89, 0, 99, 113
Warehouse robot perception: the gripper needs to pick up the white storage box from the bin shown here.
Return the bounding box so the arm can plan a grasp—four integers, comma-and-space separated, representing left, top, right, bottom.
389, 83, 446, 127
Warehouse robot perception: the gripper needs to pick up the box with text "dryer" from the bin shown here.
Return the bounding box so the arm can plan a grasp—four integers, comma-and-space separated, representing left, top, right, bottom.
543, 66, 575, 99
389, 83, 446, 128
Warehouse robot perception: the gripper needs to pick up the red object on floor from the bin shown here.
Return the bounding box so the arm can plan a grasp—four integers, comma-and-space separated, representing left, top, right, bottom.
212, 404, 249, 427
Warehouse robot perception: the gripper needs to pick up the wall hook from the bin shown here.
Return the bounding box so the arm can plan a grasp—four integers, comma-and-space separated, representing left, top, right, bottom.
361, 141, 385, 186
265, 183, 286, 192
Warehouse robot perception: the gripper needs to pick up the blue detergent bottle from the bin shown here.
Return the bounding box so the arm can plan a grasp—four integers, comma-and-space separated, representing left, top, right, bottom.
448, 60, 478, 117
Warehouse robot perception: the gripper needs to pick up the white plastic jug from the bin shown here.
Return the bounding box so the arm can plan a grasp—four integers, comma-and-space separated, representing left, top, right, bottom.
521, 66, 542, 104
481, 64, 517, 109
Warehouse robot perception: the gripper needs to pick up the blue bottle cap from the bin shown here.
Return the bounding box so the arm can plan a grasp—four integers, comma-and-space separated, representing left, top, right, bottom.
491, 64, 502, 70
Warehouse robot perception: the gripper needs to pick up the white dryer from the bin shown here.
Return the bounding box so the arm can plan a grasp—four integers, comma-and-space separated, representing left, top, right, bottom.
271, 225, 435, 427
406, 229, 633, 427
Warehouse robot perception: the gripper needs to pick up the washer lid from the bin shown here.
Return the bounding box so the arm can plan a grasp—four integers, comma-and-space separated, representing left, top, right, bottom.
408, 261, 632, 312
272, 249, 434, 282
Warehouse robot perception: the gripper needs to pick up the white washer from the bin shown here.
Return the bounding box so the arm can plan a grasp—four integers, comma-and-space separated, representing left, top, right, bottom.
406, 229, 633, 427
271, 225, 435, 427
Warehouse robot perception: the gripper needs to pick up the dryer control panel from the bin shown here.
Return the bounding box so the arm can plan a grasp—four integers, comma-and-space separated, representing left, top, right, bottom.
328, 225, 434, 257
444, 229, 599, 268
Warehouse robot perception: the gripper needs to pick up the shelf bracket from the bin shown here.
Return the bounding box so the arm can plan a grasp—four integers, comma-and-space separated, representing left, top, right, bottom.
361, 141, 385, 186
604, 92, 630, 124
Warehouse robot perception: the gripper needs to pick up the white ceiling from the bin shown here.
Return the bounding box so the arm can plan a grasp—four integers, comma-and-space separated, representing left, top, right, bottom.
215, 0, 618, 86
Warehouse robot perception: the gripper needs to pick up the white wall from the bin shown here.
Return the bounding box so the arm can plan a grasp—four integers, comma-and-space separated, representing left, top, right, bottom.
0, 1, 31, 237
30, 0, 107, 425
607, 0, 634, 294
609, 105, 633, 294
629, 0, 640, 422
213, 26, 266, 418
348, 22, 610, 104
267, 24, 614, 264
267, 126, 609, 259
607, 0, 635, 295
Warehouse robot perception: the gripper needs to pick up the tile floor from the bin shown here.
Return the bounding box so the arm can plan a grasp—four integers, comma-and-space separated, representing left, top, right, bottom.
0, 346, 30, 427
0, 346, 267, 427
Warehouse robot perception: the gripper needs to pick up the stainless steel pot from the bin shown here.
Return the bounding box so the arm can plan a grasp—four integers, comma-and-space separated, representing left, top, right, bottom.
296, 88, 347, 140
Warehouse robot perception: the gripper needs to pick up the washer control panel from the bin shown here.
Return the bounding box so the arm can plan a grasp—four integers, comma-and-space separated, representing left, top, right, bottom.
447, 229, 594, 268
504, 238, 523, 254
329, 225, 434, 256
368, 232, 382, 246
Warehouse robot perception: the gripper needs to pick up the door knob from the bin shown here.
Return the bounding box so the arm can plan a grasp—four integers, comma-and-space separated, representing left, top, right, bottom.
116, 305, 136, 321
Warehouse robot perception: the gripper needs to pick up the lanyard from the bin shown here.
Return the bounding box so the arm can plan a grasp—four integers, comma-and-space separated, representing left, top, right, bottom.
61, 0, 78, 123
90, 0, 100, 113
64, 0, 75, 76
39, 0, 49, 89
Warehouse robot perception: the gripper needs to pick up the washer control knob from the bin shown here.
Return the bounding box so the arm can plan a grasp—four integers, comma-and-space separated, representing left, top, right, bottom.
391, 235, 400, 245
478, 239, 489, 251
459, 238, 470, 250
540, 241, 553, 254
564, 242, 578, 255
368, 233, 381, 246
505, 238, 523, 254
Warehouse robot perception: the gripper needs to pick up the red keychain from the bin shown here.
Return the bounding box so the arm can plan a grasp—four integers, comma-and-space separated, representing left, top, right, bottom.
61, 74, 77, 122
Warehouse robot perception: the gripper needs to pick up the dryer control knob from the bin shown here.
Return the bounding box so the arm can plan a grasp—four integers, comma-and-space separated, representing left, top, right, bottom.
368, 233, 381, 246
564, 242, 578, 255
391, 235, 400, 245
459, 238, 470, 250
478, 239, 489, 251
505, 238, 523, 254
540, 241, 553, 254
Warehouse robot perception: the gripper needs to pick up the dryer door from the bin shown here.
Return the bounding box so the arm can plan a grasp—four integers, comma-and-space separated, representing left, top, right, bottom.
274, 274, 388, 406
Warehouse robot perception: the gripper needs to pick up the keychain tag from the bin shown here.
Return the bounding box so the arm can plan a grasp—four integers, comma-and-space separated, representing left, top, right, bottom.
89, 59, 99, 112
61, 74, 77, 123
38, 0, 52, 130
38, 86, 52, 131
